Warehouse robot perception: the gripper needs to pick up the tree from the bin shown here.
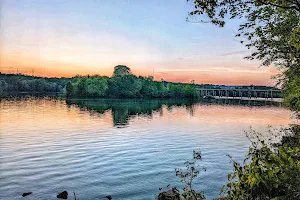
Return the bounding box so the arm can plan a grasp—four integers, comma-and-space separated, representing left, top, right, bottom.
140, 77, 159, 97
221, 126, 300, 199
187, 0, 300, 111
84, 77, 108, 97
113, 65, 132, 77
0, 79, 8, 92
108, 74, 142, 97
282, 73, 300, 111
76, 79, 86, 96
183, 84, 199, 98
66, 82, 74, 97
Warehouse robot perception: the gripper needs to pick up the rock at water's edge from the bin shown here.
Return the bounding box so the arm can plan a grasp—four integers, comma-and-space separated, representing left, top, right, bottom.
22, 192, 32, 197
57, 191, 68, 199
157, 189, 180, 200
106, 195, 112, 199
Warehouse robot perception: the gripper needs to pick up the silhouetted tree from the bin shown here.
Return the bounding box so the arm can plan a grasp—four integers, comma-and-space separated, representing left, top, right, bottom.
113, 65, 132, 77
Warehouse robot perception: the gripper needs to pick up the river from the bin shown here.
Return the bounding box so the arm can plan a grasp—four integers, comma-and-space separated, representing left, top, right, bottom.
0, 98, 295, 199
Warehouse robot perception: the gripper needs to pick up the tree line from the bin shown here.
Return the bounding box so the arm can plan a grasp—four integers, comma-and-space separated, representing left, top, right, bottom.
65, 65, 199, 98
0, 73, 69, 93
1, 66, 282, 100
0, 66, 199, 99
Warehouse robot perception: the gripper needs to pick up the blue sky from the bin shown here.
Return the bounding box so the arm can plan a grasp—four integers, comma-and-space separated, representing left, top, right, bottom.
0, 0, 278, 85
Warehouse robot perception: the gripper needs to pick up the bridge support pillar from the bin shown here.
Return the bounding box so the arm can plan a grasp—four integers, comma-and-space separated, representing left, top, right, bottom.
271, 90, 273, 99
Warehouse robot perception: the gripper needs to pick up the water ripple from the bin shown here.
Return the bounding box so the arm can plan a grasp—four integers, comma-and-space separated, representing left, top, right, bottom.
0, 98, 292, 200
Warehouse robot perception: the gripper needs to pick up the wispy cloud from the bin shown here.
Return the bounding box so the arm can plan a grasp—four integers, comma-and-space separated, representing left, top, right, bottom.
156, 67, 273, 74
220, 50, 249, 56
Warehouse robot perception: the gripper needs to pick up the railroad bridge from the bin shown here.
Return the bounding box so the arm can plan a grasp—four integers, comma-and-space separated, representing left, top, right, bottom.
197, 88, 282, 99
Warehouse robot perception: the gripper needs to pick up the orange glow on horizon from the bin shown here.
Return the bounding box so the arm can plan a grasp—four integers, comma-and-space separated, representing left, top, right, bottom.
0, 0, 282, 87
0, 51, 280, 86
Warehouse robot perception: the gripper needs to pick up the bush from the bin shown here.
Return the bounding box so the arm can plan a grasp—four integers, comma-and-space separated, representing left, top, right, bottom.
220, 125, 300, 200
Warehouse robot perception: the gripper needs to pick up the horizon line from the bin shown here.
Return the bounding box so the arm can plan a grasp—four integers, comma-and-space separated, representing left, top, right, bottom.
0, 72, 277, 88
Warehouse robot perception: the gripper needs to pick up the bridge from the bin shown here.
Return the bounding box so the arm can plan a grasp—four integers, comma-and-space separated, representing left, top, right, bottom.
196, 88, 282, 99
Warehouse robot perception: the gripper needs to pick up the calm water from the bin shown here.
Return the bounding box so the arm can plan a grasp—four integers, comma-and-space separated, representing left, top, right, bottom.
0, 98, 295, 200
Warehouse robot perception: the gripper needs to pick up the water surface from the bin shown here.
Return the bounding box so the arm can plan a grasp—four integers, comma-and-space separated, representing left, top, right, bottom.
0, 98, 294, 199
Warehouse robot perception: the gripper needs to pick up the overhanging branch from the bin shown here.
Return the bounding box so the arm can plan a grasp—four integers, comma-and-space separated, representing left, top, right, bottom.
257, 0, 300, 12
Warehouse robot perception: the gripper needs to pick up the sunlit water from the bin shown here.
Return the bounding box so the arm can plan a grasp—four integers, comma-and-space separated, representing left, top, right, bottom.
0, 98, 295, 200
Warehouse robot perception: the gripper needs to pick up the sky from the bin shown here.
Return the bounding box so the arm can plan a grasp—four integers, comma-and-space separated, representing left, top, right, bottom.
0, 0, 280, 85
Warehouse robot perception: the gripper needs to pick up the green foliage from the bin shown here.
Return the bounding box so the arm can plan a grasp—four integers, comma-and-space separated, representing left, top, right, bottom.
66, 66, 199, 99
113, 65, 132, 77
279, 125, 300, 149
108, 75, 142, 98
183, 84, 200, 98
220, 125, 300, 200
0, 79, 8, 92
290, 27, 300, 50
168, 83, 199, 98
0, 74, 68, 93
140, 77, 161, 97
176, 151, 206, 200
282, 71, 300, 112
73, 79, 85, 96
69, 76, 108, 97
66, 82, 74, 97
187, 0, 300, 112
85, 76, 108, 97
280, 56, 300, 111
0, 69, 200, 99
175, 126, 300, 200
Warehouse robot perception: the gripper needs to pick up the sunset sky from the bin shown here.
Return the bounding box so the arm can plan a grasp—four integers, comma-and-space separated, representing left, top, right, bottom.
0, 0, 280, 85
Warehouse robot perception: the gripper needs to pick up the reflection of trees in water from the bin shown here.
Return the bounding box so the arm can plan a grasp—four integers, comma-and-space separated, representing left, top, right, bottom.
66, 99, 194, 127
66, 98, 280, 127
111, 102, 161, 127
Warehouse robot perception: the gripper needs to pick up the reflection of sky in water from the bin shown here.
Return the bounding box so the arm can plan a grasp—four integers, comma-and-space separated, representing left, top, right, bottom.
66, 99, 292, 128
0, 99, 294, 200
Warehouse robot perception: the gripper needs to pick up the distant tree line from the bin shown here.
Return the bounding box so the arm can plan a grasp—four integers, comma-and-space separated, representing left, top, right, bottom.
0, 65, 282, 99
65, 65, 199, 99
0, 73, 69, 93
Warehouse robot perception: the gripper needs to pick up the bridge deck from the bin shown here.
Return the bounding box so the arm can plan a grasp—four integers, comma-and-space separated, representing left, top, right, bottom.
196, 88, 282, 99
